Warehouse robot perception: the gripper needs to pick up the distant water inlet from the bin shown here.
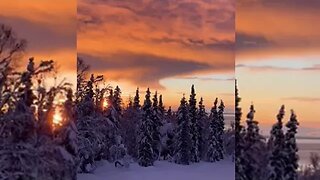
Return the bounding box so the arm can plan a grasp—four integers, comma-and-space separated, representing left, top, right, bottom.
298, 138, 320, 166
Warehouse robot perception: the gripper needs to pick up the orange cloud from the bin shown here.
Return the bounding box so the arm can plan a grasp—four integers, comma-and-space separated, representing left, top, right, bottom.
236, 0, 320, 60
78, 0, 235, 86
78, 0, 235, 113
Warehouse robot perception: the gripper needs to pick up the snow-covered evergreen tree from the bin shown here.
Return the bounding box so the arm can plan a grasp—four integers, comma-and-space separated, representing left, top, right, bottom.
159, 121, 175, 160
189, 85, 201, 163
206, 98, 220, 162
159, 94, 165, 122
138, 88, 154, 167
0, 54, 77, 179
0, 59, 38, 179
217, 100, 225, 160
174, 95, 191, 165
113, 85, 122, 115
160, 106, 175, 160
133, 87, 141, 109
54, 88, 78, 179
77, 74, 98, 172
243, 104, 265, 180
235, 80, 247, 180
107, 86, 122, 130
151, 91, 162, 160
166, 106, 175, 123
283, 110, 299, 180
122, 93, 141, 160
198, 97, 207, 159
268, 105, 286, 180
224, 122, 235, 159
76, 73, 113, 172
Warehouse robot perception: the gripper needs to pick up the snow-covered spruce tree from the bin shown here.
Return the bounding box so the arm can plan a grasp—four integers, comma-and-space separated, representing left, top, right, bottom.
189, 85, 201, 163
174, 95, 191, 165
138, 88, 154, 167
198, 97, 208, 159
283, 110, 299, 180
235, 80, 247, 180
76, 73, 109, 172
224, 121, 236, 159
53, 88, 78, 180
166, 106, 175, 123
160, 106, 176, 160
113, 85, 122, 115
151, 91, 162, 160
0, 58, 38, 179
243, 104, 266, 180
76, 74, 97, 172
133, 87, 141, 109
217, 100, 225, 160
268, 105, 286, 180
0, 57, 76, 179
29, 60, 78, 179
0, 26, 77, 179
159, 120, 175, 160
108, 85, 122, 129
122, 92, 141, 160
206, 98, 220, 162
159, 94, 166, 123
103, 85, 124, 161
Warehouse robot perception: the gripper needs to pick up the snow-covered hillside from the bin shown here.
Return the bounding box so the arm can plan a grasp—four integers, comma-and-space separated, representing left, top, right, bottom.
78, 159, 234, 180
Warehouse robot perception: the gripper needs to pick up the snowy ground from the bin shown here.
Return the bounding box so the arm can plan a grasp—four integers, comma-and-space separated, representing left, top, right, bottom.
78, 158, 234, 180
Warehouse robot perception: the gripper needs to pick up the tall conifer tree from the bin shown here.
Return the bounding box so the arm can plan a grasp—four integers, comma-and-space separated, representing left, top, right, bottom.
189, 85, 201, 162
268, 105, 286, 180
217, 100, 225, 160
235, 80, 247, 180
207, 98, 220, 162
138, 88, 154, 167
174, 95, 191, 165
151, 91, 162, 160
198, 97, 207, 158
283, 110, 299, 180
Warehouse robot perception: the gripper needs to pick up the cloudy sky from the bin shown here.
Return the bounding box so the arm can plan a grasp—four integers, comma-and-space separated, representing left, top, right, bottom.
78, 0, 235, 113
0, 0, 76, 86
236, 0, 320, 136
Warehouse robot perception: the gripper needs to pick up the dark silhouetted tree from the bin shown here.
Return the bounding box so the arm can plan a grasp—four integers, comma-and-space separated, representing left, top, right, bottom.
283, 110, 299, 180
268, 105, 286, 180
138, 88, 154, 167
174, 95, 191, 165
189, 85, 201, 162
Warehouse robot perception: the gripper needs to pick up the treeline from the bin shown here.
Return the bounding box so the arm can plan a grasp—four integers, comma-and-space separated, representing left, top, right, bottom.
0, 24, 77, 179
77, 58, 235, 172
235, 81, 300, 180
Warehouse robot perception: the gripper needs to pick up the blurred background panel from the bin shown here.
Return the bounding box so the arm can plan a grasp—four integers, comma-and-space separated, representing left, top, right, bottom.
236, 0, 320, 166
0, 0, 77, 86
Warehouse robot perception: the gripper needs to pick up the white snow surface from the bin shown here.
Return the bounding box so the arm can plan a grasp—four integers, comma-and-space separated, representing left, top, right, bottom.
78, 158, 234, 180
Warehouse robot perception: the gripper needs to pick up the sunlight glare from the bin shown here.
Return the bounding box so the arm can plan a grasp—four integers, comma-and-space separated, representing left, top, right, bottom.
53, 107, 63, 126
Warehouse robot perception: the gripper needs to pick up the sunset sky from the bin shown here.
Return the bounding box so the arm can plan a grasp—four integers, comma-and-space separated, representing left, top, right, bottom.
0, 0, 77, 86
236, 0, 320, 137
78, 0, 235, 114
